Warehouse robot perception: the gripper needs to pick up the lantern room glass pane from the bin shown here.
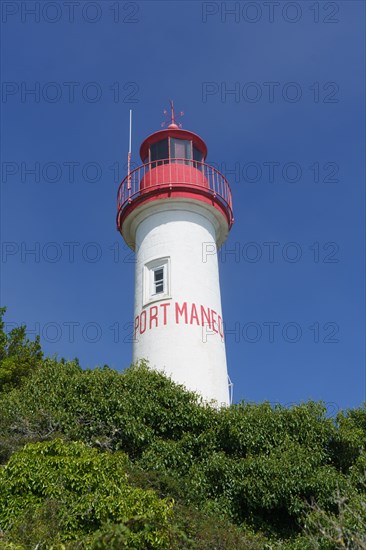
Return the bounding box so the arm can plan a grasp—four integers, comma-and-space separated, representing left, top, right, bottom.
150, 139, 169, 166
193, 146, 203, 162
193, 146, 203, 171
170, 139, 192, 164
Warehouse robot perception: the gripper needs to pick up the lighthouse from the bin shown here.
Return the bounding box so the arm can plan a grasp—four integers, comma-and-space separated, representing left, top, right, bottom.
116, 103, 234, 405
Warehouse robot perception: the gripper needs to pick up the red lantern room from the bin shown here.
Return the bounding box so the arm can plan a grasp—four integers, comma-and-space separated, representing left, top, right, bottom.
116, 102, 234, 249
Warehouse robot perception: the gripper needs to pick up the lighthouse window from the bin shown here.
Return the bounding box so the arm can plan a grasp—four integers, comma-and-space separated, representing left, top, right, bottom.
150, 139, 169, 166
153, 267, 164, 294
170, 138, 192, 162
143, 257, 171, 305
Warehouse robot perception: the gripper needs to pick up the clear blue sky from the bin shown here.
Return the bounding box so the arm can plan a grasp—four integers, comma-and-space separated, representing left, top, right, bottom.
1, 1, 365, 411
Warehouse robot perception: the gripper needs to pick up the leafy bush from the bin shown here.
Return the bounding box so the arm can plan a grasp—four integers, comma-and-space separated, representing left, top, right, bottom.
0, 308, 43, 393
0, 358, 216, 458
0, 439, 173, 548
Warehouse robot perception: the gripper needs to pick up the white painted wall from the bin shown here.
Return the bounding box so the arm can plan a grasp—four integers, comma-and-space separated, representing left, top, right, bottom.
129, 199, 230, 406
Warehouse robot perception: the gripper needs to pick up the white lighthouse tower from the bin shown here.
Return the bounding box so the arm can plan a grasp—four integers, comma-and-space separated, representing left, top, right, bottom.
117, 104, 234, 405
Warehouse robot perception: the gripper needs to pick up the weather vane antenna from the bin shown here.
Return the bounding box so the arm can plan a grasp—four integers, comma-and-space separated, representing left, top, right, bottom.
161, 100, 184, 129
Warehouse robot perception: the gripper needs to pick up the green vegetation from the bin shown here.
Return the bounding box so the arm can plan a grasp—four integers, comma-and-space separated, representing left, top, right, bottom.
0, 307, 365, 549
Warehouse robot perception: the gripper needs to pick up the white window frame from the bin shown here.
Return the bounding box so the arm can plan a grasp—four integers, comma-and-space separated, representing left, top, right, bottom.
143, 257, 171, 305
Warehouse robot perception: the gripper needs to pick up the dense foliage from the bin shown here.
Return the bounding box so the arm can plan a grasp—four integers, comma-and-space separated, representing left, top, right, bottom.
0, 307, 42, 393
0, 308, 365, 549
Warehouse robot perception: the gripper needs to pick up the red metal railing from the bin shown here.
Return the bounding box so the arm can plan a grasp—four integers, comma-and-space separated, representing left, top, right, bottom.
117, 158, 233, 225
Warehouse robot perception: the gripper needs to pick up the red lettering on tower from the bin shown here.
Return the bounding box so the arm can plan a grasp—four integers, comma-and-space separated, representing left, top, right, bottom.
190, 303, 200, 325
134, 315, 139, 337
160, 302, 170, 325
218, 315, 224, 338
201, 305, 212, 329
135, 302, 223, 337
175, 302, 188, 324
140, 310, 147, 334
211, 309, 218, 333
149, 306, 158, 329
